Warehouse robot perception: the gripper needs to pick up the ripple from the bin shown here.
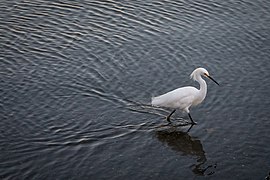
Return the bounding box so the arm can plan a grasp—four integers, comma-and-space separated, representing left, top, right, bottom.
1, 0, 270, 179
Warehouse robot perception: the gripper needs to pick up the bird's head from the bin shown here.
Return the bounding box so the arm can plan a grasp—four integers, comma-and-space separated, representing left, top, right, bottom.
190, 67, 219, 86
190, 68, 208, 80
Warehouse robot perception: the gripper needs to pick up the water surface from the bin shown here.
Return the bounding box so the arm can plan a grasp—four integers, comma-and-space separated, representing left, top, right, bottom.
1, 0, 270, 179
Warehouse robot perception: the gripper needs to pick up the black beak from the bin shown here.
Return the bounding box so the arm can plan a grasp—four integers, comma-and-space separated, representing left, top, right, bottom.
206, 75, 220, 86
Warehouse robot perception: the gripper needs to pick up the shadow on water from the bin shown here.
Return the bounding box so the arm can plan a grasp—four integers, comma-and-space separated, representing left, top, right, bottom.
155, 128, 217, 176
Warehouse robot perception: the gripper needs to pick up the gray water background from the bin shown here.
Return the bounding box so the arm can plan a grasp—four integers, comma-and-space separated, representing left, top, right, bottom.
1, 0, 270, 179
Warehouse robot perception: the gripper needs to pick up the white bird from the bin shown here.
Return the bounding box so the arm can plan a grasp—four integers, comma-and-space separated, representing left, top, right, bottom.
151, 67, 219, 124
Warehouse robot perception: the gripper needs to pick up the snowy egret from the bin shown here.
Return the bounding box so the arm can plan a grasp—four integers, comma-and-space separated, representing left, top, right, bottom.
151, 67, 219, 124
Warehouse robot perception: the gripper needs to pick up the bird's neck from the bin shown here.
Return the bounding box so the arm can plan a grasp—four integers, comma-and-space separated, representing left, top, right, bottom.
197, 76, 207, 100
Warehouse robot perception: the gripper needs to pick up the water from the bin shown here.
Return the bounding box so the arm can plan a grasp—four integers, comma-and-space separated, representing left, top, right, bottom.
1, 0, 270, 179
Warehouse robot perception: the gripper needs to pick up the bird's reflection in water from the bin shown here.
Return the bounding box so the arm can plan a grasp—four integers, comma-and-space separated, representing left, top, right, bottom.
155, 127, 216, 176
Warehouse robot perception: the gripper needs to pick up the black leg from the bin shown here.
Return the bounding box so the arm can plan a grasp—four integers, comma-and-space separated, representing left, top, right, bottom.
188, 113, 197, 125
166, 109, 176, 122
187, 124, 194, 132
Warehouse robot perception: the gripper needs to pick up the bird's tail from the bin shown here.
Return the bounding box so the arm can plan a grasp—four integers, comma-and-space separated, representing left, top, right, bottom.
151, 97, 156, 106
151, 96, 164, 106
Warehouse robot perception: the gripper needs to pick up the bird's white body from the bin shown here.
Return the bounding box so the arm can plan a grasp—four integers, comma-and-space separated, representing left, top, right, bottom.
151, 67, 218, 123
152, 86, 204, 113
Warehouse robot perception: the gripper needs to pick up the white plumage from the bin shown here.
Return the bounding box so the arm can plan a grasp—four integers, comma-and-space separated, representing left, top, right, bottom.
152, 87, 199, 109
151, 67, 219, 124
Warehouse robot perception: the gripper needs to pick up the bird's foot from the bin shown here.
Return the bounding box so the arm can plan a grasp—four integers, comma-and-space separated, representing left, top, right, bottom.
191, 121, 197, 125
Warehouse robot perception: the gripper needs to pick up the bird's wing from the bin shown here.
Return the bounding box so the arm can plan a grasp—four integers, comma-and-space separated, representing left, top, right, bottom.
152, 86, 198, 109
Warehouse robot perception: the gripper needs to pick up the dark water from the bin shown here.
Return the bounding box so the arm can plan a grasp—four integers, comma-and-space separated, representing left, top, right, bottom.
1, 0, 270, 179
